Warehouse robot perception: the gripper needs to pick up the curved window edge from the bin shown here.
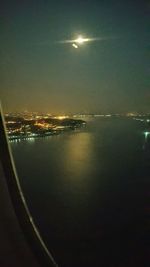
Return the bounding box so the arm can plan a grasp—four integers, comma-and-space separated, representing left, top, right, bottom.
0, 103, 58, 267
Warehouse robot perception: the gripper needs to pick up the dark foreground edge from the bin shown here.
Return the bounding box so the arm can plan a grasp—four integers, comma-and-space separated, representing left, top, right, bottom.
0, 104, 58, 267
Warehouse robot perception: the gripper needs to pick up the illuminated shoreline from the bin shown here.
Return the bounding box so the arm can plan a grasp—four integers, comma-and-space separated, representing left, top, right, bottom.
6, 117, 86, 141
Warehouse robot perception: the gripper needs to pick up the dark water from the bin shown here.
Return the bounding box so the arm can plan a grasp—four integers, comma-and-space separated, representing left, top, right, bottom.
10, 118, 149, 267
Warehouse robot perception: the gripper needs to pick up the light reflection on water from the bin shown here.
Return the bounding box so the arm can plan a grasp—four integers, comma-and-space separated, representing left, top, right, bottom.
10, 137, 35, 143
63, 132, 93, 179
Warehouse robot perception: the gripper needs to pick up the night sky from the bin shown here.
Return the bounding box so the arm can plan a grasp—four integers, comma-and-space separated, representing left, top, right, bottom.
1, 0, 150, 114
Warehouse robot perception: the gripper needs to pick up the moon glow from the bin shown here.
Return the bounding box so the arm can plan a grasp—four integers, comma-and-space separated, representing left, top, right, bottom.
58, 34, 116, 48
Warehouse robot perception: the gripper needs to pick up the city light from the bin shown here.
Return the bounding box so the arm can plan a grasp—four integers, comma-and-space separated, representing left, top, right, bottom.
5, 112, 85, 140
55, 116, 69, 120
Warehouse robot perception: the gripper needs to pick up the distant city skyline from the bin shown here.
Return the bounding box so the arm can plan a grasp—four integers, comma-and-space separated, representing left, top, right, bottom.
1, 0, 150, 114
4, 110, 150, 117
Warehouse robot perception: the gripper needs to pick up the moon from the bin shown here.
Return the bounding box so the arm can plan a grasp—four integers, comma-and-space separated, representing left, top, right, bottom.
59, 35, 90, 45
75, 36, 89, 44
72, 35, 90, 48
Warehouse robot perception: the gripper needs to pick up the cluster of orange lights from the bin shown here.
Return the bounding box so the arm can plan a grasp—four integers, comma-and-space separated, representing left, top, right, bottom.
34, 121, 52, 129
54, 115, 69, 120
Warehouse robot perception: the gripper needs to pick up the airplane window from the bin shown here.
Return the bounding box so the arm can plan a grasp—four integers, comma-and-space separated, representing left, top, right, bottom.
1, 1, 149, 267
